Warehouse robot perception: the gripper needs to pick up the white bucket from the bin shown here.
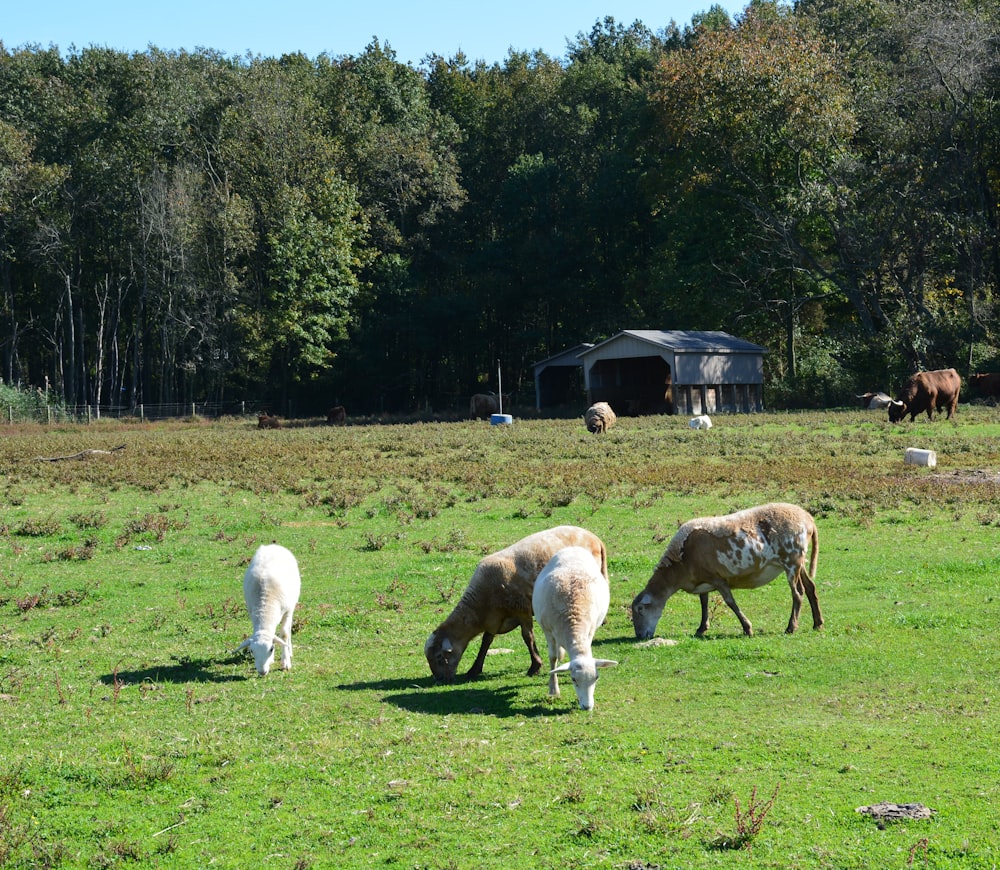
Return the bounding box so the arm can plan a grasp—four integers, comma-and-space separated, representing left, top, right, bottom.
904, 447, 936, 468
490, 413, 513, 426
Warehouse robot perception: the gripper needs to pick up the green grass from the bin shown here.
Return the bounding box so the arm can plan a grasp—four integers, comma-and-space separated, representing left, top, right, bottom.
2, 408, 1000, 868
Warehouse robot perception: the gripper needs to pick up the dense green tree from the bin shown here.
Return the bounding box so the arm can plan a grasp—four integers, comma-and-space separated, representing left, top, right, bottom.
648, 2, 858, 385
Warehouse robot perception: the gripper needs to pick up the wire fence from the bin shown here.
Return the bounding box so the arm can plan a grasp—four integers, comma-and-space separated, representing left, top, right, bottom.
2, 401, 263, 425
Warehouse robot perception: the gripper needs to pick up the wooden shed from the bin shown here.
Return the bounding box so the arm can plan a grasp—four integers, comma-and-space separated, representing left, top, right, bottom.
577, 330, 766, 415
532, 343, 593, 410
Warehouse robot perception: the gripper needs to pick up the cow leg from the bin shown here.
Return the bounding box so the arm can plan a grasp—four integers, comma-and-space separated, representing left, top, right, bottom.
521, 620, 544, 676
465, 632, 494, 678
714, 583, 753, 636
695, 592, 711, 636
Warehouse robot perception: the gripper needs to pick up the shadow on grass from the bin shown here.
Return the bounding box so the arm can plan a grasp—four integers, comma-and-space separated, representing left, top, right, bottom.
337, 673, 572, 718
100, 655, 246, 686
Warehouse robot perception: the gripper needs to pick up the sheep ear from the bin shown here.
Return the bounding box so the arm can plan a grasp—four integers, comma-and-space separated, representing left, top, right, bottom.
639, 593, 653, 606
441, 638, 453, 653
595, 659, 618, 669
233, 638, 251, 653
550, 663, 571, 674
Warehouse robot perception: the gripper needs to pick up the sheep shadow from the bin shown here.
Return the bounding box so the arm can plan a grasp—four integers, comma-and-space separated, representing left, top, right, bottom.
100, 655, 246, 686
338, 674, 572, 718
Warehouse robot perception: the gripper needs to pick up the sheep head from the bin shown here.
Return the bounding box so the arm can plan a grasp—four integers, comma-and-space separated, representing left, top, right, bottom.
551, 656, 618, 710
236, 633, 284, 676
424, 632, 465, 683
630, 590, 666, 640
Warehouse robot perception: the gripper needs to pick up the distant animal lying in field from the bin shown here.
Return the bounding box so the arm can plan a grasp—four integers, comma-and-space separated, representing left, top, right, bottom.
424, 525, 608, 683
631, 502, 823, 640
856, 391, 892, 410
584, 402, 616, 433
257, 414, 282, 429
235, 544, 301, 675
688, 415, 712, 429
326, 405, 346, 425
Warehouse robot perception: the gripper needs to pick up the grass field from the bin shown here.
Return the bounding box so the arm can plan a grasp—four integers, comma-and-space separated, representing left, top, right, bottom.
1, 408, 1000, 868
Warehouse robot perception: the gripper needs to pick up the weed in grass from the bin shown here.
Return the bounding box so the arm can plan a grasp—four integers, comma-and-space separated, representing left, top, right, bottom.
363, 532, 388, 551
116, 511, 187, 547
709, 783, 780, 854
0, 803, 31, 866
68, 510, 107, 530
14, 516, 63, 537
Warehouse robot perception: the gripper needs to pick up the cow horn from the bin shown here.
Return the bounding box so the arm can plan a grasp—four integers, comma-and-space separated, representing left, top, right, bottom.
889, 399, 905, 407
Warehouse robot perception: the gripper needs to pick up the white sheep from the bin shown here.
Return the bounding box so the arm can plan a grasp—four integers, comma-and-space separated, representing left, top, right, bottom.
688, 415, 713, 429
234, 543, 301, 675
532, 546, 618, 710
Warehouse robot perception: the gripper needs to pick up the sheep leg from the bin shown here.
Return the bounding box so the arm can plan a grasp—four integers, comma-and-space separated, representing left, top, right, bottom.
714, 584, 753, 636
801, 572, 824, 630
694, 592, 711, 636
521, 621, 544, 676
785, 568, 804, 634
278, 610, 294, 669
465, 632, 494, 678
546, 636, 561, 697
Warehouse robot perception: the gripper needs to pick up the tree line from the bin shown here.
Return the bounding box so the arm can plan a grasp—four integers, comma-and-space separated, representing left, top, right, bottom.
1, 0, 997, 415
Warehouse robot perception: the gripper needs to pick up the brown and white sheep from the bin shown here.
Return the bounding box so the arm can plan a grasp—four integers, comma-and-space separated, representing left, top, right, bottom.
425, 525, 608, 683
532, 546, 617, 710
631, 502, 822, 639
585, 402, 616, 433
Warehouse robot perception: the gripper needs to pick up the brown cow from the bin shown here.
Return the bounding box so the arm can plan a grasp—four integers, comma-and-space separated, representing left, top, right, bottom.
887, 368, 961, 422
326, 405, 346, 425
969, 373, 1000, 400
257, 414, 282, 429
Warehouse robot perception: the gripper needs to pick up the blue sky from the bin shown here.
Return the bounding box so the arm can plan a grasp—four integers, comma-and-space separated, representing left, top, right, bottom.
4, 1, 742, 67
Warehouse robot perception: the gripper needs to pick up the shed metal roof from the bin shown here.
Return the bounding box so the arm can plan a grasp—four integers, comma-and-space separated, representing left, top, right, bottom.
579, 330, 766, 357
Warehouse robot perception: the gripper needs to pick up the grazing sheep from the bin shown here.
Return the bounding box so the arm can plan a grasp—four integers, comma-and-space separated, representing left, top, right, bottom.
631, 502, 822, 639
257, 413, 282, 429
235, 544, 301, 675
585, 402, 616, 433
425, 525, 608, 683
326, 405, 346, 425
688, 415, 713, 429
533, 546, 617, 710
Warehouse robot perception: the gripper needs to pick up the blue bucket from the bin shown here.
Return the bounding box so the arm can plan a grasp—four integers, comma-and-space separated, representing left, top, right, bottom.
490, 413, 513, 426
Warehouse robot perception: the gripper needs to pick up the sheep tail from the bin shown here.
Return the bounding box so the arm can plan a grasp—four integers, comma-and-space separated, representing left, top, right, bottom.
807, 523, 818, 582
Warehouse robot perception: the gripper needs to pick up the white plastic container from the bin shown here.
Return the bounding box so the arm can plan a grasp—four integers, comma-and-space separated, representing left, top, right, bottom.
490, 413, 513, 426
904, 447, 937, 468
